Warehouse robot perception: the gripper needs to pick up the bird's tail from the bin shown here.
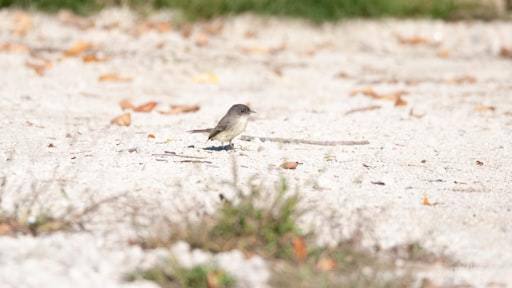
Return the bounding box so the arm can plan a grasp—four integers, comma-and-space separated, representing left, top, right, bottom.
188, 128, 212, 133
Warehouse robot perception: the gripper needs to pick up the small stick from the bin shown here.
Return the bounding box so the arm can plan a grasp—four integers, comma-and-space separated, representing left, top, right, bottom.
240, 135, 369, 146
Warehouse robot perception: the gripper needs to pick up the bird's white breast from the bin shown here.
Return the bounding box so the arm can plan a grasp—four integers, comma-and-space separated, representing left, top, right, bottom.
214, 115, 249, 142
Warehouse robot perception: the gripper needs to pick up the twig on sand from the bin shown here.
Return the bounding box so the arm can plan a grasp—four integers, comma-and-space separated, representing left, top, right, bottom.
240, 135, 369, 146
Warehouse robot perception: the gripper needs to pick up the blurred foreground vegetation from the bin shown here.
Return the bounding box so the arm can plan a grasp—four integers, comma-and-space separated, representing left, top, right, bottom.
0, 0, 510, 21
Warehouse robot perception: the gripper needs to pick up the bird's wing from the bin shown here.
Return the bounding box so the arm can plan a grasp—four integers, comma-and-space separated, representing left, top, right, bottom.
208, 115, 231, 140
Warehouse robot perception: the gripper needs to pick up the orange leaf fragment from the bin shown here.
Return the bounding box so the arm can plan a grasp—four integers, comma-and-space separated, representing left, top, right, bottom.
316, 257, 336, 271
397, 34, 431, 46
160, 104, 200, 115
422, 195, 432, 206
474, 104, 496, 113
119, 99, 134, 110
292, 236, 308, 262
134, 101, 158, 113
195, 33, 209, 47
64, 41, 93, 57
111, 113, 131, 126
281, 161, 301, 170
25, 60, 52, 76
82, 54, 107, 63
98, 73, 132, 82
447, 75, 476, 85
0, 42, 29, 53
394, 96, 408, 107
147, 134, 156, 139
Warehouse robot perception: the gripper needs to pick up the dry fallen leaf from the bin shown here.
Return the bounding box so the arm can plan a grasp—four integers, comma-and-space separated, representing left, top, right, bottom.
476, 160, 484, 166
0, 223, 12, 235
63, 41, 93, 57
111, 113, 131, 126
82, 54, 108, 63
119, 99, 135, 110
180, 24, 193, 38
147, 134, 156, 139
474, 104, 496, 112
202, 20, 224, 35
437, 48, 450, 59
394, 96, 408, 107
25, 60, 52, 76
12, 12, 32, 36
134, 101, 158, 113
292, 236, 308, 262
207, 271, 223, 288
99, 73, 132, 82
446, 75, 477, 84
396, 34, 431, 46
194, 33, 209, 47
500, 47, 512, 59
159, 104, 200, 115
0, 42, 30, 53
244, 30, 257, 38
316, 257, 336, 271
350, 87, 408, 107
193, 72, 219, 84
281, 161, 301, 170
422, 195, 432, 206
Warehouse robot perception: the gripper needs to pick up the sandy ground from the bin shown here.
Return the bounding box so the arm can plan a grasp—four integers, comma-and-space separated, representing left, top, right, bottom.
1, 8, 512, 288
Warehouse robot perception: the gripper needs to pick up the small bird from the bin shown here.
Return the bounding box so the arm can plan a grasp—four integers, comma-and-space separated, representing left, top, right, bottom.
189, 104, 255, 148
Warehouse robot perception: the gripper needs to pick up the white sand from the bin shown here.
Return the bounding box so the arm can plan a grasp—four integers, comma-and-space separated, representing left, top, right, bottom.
1, 8, 512, 287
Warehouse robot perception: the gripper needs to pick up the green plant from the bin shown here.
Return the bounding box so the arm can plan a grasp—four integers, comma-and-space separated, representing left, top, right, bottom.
127, 260, 235, 288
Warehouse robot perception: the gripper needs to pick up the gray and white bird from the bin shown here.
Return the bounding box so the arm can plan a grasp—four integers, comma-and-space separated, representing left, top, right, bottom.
189, 104, 255, 148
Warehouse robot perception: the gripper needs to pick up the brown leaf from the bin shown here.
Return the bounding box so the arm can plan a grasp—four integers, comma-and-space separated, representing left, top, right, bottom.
147, 134, 156, 139
12, 12, 32, 36
195, 33, 209, 47
0, 223, 12, 235
0, 42, 30, 53
25, 60, 52, 76
98, 73, 132, 82
335, 71, 351, 79
202, 20, 224, 35
446, 75, 476, 85
119, 99, 134, 110
500, 47, 512, 59
134, 101, 158, 113
292, 236, 308, 262
111, 113, 131, 126
350, 87, 408, 107
422, 195, 432, 206
475, 160, 484, 166
207, 271, 221, 288
244, 30, 257, 38
159, 104, 200, 115
180, 24, 193, 38
397, 34, 431, 46
82, 54, 108, 63
437, 48, 450, 59
281, 161, 301, 170
394, 96, 408, 107
63, 41, 93, 57
316, 257, 336, 271
474, 104, 496, 112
